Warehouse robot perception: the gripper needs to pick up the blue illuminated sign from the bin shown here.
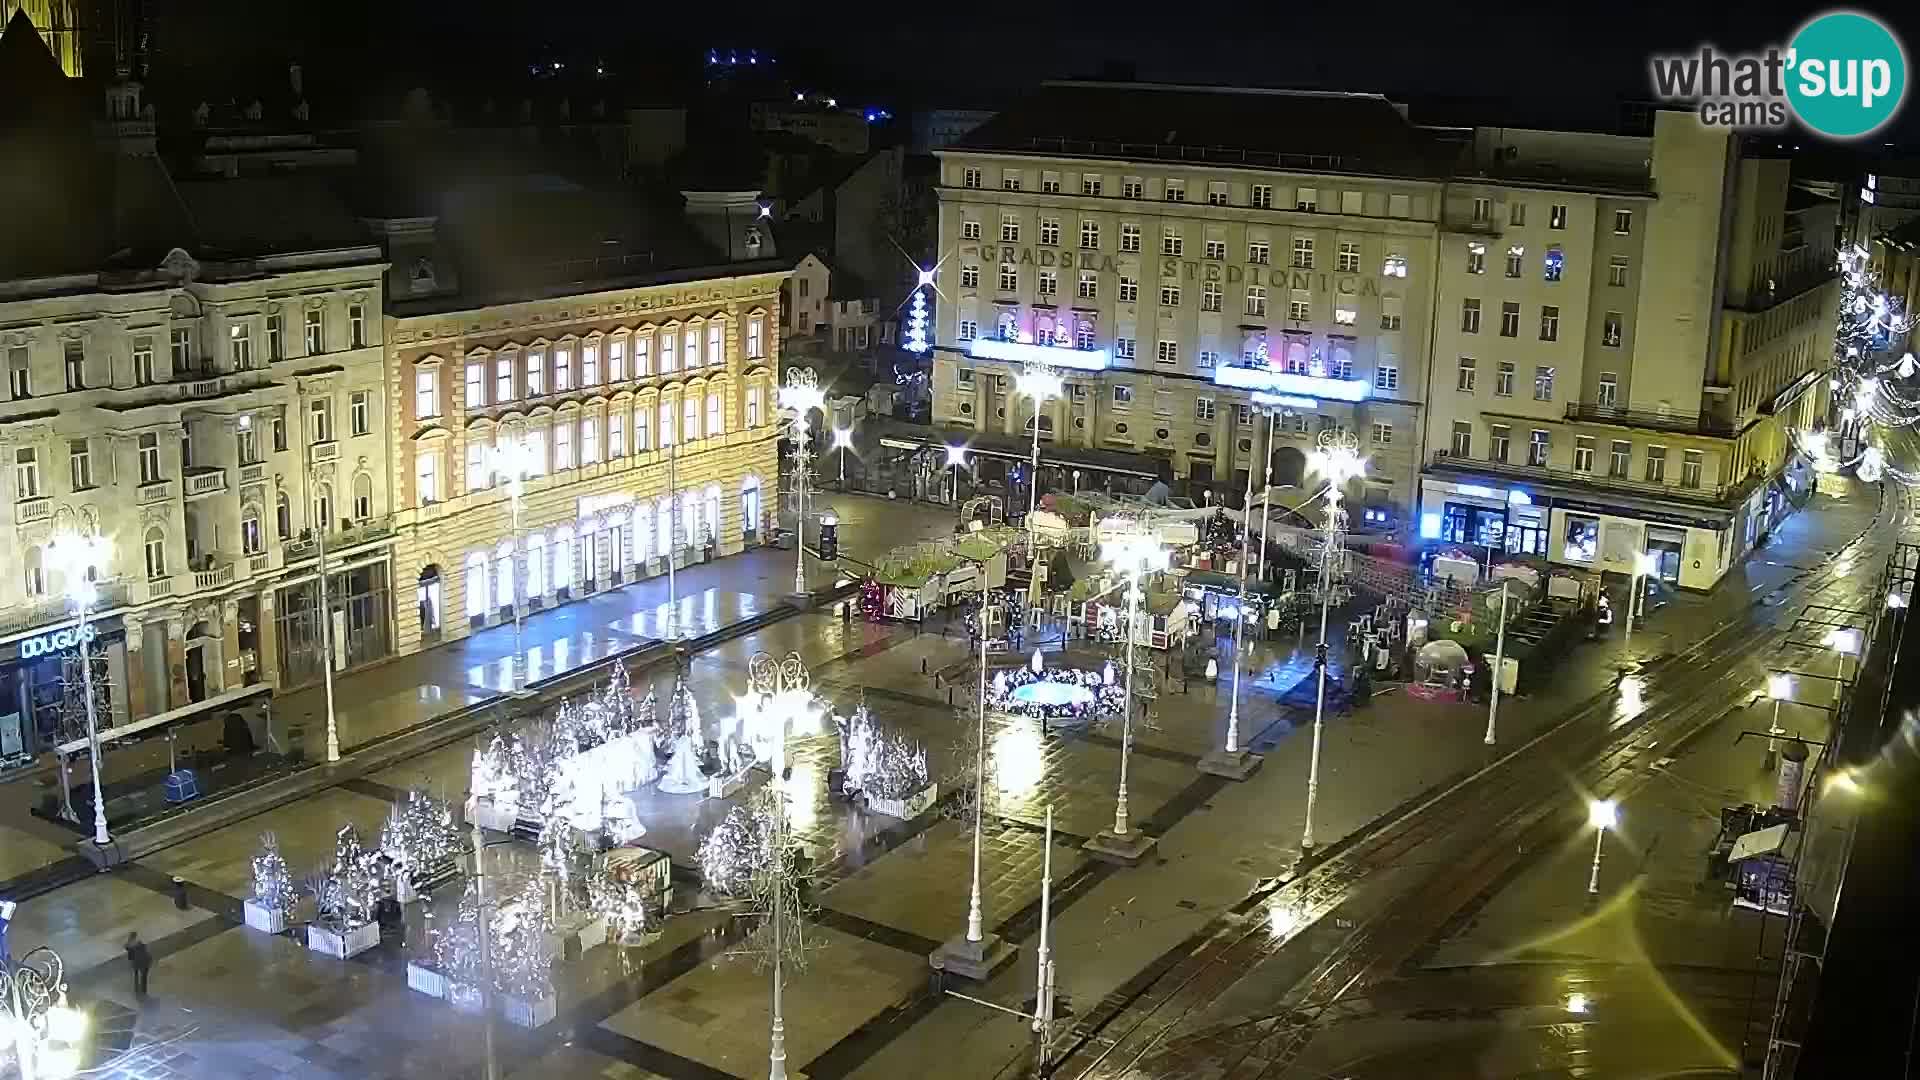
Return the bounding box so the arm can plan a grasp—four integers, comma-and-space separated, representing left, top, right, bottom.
968, 339, 1110, 371
1212, 365, 1372, 402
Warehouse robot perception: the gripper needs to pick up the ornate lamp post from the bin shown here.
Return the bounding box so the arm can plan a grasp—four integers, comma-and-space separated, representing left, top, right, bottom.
44, 532, 112, 847
1587, 798, 1618, 894
1200, 433, 1265, 780
944, 444, 968, 508
1, 945, 88, 1080
1084, 522, 1169, 865
832, 426, 854, 485
779, 369, 826, 597
1014, 365, 1063, 528
1300, 431, 1366, 853
488, 435, 538, 695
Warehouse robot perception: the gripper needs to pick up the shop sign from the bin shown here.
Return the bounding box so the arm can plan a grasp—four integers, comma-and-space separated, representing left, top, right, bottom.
19, 624, 96, 660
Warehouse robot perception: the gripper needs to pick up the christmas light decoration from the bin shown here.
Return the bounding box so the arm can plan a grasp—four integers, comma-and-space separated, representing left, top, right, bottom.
381, 790, 464, 882
841, 704, 930, 800
251, 831, 297, 914
983, 663, 1126, 724
314, 825, 383, 930
904, 285, 930, 354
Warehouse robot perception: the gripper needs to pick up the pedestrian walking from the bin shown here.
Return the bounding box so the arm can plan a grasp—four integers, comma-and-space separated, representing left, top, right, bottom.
124, 931, 152, 996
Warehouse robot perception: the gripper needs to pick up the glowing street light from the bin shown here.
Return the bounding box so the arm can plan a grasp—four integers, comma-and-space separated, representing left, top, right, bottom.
832, 426, 854, 484
1587, 798, 1618, 895
43, 532, 112, 847
1086, 524, 1171, 863
740, 652, 818, 1080
1625, 551, 1658, 645
1765, 673, 1794, 769
1300, 432, 1365, 851
944, 444, 969, 506
1, 944, 89, 1080
488, 436, 538, 694
1200, 418, 1264, 779
780, 369, 826, 595
1014, 364, 1064, 525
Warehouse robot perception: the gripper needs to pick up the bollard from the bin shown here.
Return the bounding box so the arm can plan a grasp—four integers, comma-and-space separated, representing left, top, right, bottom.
948, 687, 954, 705
172, 876, 189, 910
922, 658, 929, 674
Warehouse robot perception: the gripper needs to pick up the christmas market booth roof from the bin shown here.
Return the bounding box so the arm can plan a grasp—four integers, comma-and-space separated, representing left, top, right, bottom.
1065, 576, 1186, 615
870, 527, 1025, 587
1184, 569, 1282, 597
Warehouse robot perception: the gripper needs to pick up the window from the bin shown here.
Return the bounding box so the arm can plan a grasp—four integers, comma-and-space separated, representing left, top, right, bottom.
13, 447, 38, 499
1505, 245, 1524, 278
170, 328, 193, 374
1153, 390, 1173, 416
1078, 271, 1098, 299
1539, 305, 1560, 341
1288, 292, 1311, 321
61, 437, 93, 491
1163, 179, 1185, 202
1337, 242, 1360, 273
1371, 422, 1393, 445
583, 342, 600, 385
1645, 445, 1667, 483
1472, 196, 1491, 223
1160, 284, 1181, 307
416, 449, 440, 503
309, 396, 332, 443
1602, 312, 1623, 347
959, 319, 978, 341
682, 332, 697, 372
1461, 298, 1481, 333
1457, 357, 1477, 392
635, 404, 652, 450
526, 350, 547, 394
1207, 182, 1229, 206
1249, 242, 1271, 265
145, 528, 167, 580
1381, 297, 1403, 331
349, 303, 367, 348
1202, 281, 1223, 312
581, 416, 600, 463
1609, 440, 1631, 478
999, 265, 1018, 292
1076, 322, 1096, 350
1123, 177, 1144, 199
266, 315, 283, 361
220, 323, 251, 371
1161, 229, 1183, 256
467, 440, 488, 492
353, 474, 372, 520
1375, 363, 1399, 392
638, 335, 657, 377
351, 390, 371, 436
707, 393, 723, 438
1113, 385, 1134, 407
1002, 172, 1021, 191
963, 167, 981, 189
1040, 218, 1060, 246
1510, 201, 1528, 226
1382, 253, 1407, 278
1334, 306, 1357, 325
1450, 421, 1472, 457
1119, 276, 1138, 302
962, 219, 981, 240
683, 396, 700, 442
1543, 248, 1564, 282
1682, 450, 1703, 488
272, 407, 286, 452
415, 369, 440, 418
1195, 397, 1215, 421
608, 412, 626, 458
1534, 365, 1555, 401
1574, 436, 1595, 472
1500, 302, 1521, 337
608, 338, 626, 381
493, 357, 515, 402
1466, 242, 1486, 274
1196, 349, 1219, 370
242, 507, 263, 555
1337, 190, 1362, 215
1205, 239, 1226, 260
1291, 237, 1314, 268
1042, 173, 1061, 194
1295, 187, 1317, 211
1156, 340, 1178, 365
1613, 209, 1632, 235
133, 336, 155, 384
1608, 256, 1630, 287
1489, 424, 1511, 462
1496, 361, 1515, 397
1528, 429, 1550, 467
1598, 372, 1618, 406
1039, 270, 1058, 296
1251, 184, 1273, 208
303, 308, 324, 353
747, 316, 764, 359
1549, 204, 1568, 229
1120, 224, 1141, 252
1081, 175, 1103, 196
1080, 221, 1099, 249
1001, 215, 1020, 242
525, 429, 547, 475
58, 340, 83, 390
465, 362, 486, 407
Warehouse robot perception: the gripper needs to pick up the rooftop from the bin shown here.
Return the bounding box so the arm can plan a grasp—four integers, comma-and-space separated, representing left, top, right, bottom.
949, 81, 1457, 180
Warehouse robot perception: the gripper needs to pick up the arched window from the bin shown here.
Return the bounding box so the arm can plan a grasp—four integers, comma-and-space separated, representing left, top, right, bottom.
494, 541, 514, 609
312, 481, 333, 533
741, 475, 763, 537
683, 395, 700, 441
241, 505, 263, 554
552, 525, 575, 591
705, 484, 722, 545
276, 491, 292, 538
144, 527, 167, 579
706, 392, 723, 438
526, 532, 547, 596
465, 551, 488, 618
353, 472, 374, 520
659, 401, 675, 447
23, 546, 45, 598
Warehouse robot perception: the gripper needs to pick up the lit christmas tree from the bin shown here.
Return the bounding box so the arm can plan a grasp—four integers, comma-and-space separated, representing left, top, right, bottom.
251, 831, 297, 914
904, 286, 930, 354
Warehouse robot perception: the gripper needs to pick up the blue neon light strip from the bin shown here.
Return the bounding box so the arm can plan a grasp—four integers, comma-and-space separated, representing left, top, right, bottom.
968, 338, 1111, 371
1212, 365, 1372, 402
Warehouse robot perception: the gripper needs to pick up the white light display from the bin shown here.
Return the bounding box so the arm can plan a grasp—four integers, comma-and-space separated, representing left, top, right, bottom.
904, 286, 930, 354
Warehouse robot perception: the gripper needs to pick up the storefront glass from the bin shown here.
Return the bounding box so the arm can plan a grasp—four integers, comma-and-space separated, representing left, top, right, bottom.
1442, 502, 1506, 548
275, 562, 393, 686
1563, 515, 1600, 562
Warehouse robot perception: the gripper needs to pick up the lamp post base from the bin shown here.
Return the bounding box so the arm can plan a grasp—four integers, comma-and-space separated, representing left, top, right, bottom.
1082, 829, 1158, 866
928, 932, 1018, 982
78, 836, 130, 869
787, 592, 817, 611
1197, 749, 1265, 781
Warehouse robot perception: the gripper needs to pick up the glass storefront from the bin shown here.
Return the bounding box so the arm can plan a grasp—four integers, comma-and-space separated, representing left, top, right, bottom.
1, 619, 128, 771
1442, 502, 1506, 548
275, 561, 393, 686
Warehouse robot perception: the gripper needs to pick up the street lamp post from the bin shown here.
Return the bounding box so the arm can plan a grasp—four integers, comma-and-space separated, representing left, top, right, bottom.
1625, 551, 1658, 646
1300, 431, 1366, 853
1254, 408, 1279, 582
832, 426, 853, 485
1084, 524, 1170, 864
1014, 365, 1063, 529
1, 944, 88, 1080
1826, 627, 1861, 707
945, 444, 968, 509
1587, 798, 1618, 895
1483, 580, 1512, 746
779, 369, 826, 598
45, 532, 112, 847
488, 436, 537, 695
1765, 673, 1793, 769
1199, 447, 1263, 780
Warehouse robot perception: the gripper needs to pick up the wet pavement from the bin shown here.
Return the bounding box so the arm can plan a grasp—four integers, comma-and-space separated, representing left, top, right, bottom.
1, 485, 1899, 1080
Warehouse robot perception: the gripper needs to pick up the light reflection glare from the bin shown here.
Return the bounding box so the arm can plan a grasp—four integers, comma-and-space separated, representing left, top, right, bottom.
1565, 992, 1590, 1014
1616, 675, 1645, 718
1267, 903, 1300, 937
993, 720, 1046, 799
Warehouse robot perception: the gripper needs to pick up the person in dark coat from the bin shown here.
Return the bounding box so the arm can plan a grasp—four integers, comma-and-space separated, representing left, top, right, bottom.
124, 931, 152, 995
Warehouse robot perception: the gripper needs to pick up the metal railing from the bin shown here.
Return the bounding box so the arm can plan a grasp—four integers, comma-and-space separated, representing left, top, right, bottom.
0, 580, 132, 636
1563, 402, 1737, 437
1429, 451, 1736, 504
283, 514, 396, 562
193, 563, 236, 591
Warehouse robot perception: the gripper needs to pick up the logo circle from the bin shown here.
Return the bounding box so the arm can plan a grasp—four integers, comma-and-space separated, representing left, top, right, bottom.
1786, 11, 1908, 138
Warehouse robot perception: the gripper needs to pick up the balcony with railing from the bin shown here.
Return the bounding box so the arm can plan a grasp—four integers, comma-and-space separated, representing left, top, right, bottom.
1564, 402, 1737, 438
283, 514, 396, 563
0, 580, 133, 636
1429, 450, 1746, 506
15, 496, 52, 524
184, 467, 229, 499
191, 561, 236, 591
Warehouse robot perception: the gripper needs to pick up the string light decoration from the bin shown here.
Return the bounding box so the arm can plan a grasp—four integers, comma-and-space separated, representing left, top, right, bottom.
251, 831, 297, 915
904, 273, 931, 354
983, 663, 1126, 724
1799, 244, 1917, 482
381, 790, 463, 881
487, 876, 556, 999
657, 666, 709, 795
841, 704, 930, 800
314, 825, 382, 930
